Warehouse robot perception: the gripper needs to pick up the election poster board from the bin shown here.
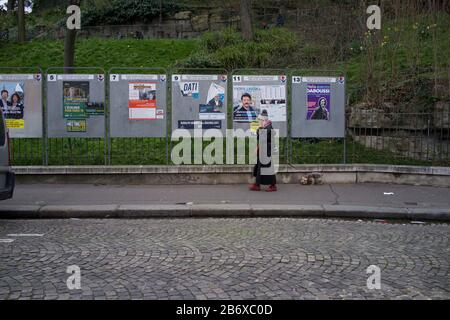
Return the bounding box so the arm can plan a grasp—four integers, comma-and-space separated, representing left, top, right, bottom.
109, 74, 167, 137
46, 74, 105, 138
232, 75, 287, 137
291, 76, 345, 138
0, 74, 43, 138
171, 74, 227, 136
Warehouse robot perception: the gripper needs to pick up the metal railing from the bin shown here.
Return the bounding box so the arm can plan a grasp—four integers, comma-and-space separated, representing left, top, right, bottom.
9, 107, 449, 168
347, 110, 450, 166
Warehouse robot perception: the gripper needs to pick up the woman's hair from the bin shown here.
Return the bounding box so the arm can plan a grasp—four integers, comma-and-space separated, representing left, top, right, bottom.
319, 97, 327, 107
11, 93, 21, 103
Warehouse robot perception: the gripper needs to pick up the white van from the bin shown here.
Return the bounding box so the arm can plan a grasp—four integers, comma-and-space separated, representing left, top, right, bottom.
0, 110, 14, 200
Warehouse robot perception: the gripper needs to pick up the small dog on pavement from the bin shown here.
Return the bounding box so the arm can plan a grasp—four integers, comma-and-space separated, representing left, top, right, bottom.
300, 173, 323, 185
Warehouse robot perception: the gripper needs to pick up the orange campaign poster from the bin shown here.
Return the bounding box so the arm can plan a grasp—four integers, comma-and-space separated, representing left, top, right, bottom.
128, 82, 157, 120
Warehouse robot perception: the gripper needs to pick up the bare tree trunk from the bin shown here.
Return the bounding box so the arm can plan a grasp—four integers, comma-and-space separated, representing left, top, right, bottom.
430, 0, 438, 96
448, 57, 450, 97
159, 0, 163, 25
64, 29, 77, 73
64, 0, 80, 73
17, 0, 26, 43
240, 0, 253, 41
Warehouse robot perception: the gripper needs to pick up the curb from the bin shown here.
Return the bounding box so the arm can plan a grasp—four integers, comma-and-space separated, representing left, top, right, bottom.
0, 204, 449, 221
11, 165, 450, 187
12, 164, 450, 175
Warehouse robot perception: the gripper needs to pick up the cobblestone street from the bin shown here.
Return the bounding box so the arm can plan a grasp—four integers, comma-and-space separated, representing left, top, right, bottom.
0, 218, 448, 300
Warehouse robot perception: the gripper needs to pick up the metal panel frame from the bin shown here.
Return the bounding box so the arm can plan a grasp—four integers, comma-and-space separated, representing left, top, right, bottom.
0, 66, 44, 165
45, 66, 106, 165
108, 67, 168, 164
288, 69, 347, 164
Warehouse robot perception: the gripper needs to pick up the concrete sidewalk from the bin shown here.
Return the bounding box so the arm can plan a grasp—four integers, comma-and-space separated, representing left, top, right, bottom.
1, 183, 449, 220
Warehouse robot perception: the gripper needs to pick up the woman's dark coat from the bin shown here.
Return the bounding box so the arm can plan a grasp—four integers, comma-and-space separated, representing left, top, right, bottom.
253, 122, 276, 185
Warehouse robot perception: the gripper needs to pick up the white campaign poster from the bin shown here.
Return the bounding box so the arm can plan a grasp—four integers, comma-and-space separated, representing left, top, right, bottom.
128, 82, 157, 120
233, 85, 286, 122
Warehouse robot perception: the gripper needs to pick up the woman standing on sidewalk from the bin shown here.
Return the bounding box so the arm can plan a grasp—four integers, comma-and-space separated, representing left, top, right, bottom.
249, 110, 277, 192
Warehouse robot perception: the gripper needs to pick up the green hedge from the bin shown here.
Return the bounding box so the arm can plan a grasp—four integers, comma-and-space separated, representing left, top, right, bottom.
178, 28, 301, 70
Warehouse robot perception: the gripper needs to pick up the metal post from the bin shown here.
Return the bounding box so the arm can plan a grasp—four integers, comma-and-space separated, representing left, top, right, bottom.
105, 80, 109, 165
42, 68, 48, 166
166, 75, 170, 165
343, 137, 346, 164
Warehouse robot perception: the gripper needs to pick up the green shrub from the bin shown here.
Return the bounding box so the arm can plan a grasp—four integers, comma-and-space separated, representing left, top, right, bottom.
181, 52, 221, 68
179, 27, 301, 70
200, 28, 244, 52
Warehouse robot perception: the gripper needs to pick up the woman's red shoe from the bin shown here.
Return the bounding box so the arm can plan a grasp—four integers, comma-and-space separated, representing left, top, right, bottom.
249, 184, 261, 191
266, 185, 277, 192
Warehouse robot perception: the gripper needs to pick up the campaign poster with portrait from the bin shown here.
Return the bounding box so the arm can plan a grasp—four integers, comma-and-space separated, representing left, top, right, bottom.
128, 82, 157, 120
63, 81, 90, 119
199, 82, 226, 120
0, 81, 25, 129
232, 85, 286, 123
306, 83, 331, 121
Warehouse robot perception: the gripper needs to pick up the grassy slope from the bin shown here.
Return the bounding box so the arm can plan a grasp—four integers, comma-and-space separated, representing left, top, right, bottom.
0, 38, 198, 70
